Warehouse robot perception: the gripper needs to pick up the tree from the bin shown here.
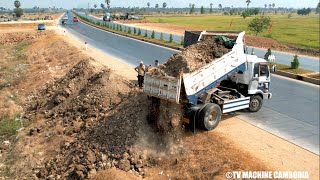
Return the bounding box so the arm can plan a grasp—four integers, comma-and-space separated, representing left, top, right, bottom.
291, 55, 300, 69
316, 2, 320, 14
200, 6, 205, 14
190, 4, 195, 14
248, 16, 271, 35
264, 48, 272, 61
297, 8, 312, 15
218, 4, 222, 10
269, 4, 272, 9
210, 3, 213, 13
163, 2, 167, 8
138, 28, 141, 35
14, 8, 23, 17
264, 4, 267, 9
94, 4, 97, 9
134, 27, 136, 34
14, 0, 23, 18
100, 4, 105, 10
147, 2, 150, 8
246, 0, 251, 10
14, 0, 21, 8
272, 3, 275, 8
155, 4, 159, 9
241, 11, 249, 19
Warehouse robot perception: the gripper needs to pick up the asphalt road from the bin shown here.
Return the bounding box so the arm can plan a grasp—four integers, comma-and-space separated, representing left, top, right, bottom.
63, 13, 319, 154
78, 12, 320, 72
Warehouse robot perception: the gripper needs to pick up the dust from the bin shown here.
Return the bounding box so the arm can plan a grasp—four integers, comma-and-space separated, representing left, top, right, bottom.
146, 37, 230, 143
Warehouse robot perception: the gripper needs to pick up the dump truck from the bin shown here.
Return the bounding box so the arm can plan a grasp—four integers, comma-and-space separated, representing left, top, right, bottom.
143, 30, 273, 131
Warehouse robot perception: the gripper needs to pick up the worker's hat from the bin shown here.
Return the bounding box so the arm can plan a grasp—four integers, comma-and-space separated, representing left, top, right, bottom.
140, 61, 143, 64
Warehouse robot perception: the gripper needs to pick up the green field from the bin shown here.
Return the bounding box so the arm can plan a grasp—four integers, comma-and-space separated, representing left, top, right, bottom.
147, 15, 320, 49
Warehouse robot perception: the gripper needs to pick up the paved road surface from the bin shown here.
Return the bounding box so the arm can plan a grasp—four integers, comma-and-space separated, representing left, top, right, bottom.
77, 12, 320, 72
63, 13, 320, 154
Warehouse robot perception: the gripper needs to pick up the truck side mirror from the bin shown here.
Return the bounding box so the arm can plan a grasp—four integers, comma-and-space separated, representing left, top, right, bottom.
271, 65, 276, 73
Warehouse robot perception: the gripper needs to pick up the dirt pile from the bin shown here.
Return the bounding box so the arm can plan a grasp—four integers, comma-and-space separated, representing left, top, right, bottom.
22, 59, 158, 179
0, 31, 54, 45
157, 38, 230, 77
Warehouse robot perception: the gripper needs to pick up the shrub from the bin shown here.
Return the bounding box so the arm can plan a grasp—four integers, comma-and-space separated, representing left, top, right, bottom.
151, 30, 155, 39
128, 27, 131, 34
138, 28, 141, 35
180, 36, 184, 45
134, 27, 136, 34
144, 31, 148, 37
264, 48, 272, 61
160, 32, 164, 40
169, 34, 173, 43
119, 26, 122, 31
291, 55, 300, 69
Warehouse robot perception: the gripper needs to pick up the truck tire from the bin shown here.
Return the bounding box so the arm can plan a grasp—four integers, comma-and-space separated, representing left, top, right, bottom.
199, 103, 221, 131
248, 95, 263, 112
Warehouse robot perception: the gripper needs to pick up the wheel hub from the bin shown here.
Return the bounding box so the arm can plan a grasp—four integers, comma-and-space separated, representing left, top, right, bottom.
251, 99, 259, 109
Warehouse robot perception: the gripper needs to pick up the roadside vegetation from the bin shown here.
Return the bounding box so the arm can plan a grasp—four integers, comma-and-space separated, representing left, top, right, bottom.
75, 13, 183, 49
146, 15, 319, 49
76, 13, 319, 80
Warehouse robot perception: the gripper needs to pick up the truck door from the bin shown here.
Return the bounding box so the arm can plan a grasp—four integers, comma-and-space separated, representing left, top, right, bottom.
249, 63, 270, 94
257, 63, 270, 93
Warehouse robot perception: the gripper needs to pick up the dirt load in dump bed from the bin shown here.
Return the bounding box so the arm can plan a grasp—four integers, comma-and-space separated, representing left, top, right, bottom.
155, 37, 231, 77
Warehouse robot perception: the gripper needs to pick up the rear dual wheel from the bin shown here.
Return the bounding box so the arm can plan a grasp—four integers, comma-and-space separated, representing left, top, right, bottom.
199, 103, 222, 131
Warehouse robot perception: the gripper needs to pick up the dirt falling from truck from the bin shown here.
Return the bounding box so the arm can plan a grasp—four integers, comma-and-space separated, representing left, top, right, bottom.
147, 37, 231, 138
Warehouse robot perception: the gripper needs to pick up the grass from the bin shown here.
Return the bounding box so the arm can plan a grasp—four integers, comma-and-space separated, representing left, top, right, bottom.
146, 14, 320, 49
0, 116, 21, 142
276, 63, 314, 75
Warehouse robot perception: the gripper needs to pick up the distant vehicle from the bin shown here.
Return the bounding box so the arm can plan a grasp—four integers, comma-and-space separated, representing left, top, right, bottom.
62, 16, 68, 21
73, 17, 79, 22
44, 16, 53, 20
0, 15, 10, 22
38, 23, 46, 30
103, 12, 112, 22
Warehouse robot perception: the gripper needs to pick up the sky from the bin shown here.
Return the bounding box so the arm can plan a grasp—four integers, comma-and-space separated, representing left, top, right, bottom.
0, 0, 319, 9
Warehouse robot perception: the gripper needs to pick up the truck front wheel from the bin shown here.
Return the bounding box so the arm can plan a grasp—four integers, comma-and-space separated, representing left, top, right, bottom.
199, 103, 222, 131
248, 95, 263, 112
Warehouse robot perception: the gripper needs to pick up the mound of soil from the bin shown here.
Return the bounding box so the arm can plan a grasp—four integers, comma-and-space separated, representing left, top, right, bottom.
0, 31, 54, 45
22, 59, 159, 179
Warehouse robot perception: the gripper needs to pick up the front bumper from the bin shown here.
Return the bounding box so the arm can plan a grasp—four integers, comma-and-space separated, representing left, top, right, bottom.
263, 92, 272, 99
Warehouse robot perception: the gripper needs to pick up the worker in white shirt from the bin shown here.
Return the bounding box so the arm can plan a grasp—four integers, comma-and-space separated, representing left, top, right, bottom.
134, 61, 146, 88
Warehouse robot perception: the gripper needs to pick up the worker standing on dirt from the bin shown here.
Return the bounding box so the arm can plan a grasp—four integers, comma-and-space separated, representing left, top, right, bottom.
134, 61, 145, 88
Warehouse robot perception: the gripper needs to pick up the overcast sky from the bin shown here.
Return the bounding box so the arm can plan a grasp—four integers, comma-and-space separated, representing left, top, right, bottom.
1, 0, 319, 9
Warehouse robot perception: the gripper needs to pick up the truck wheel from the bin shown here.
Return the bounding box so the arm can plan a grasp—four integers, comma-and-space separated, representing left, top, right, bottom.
199, 103, 221, 131
248, 95, 263, 112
